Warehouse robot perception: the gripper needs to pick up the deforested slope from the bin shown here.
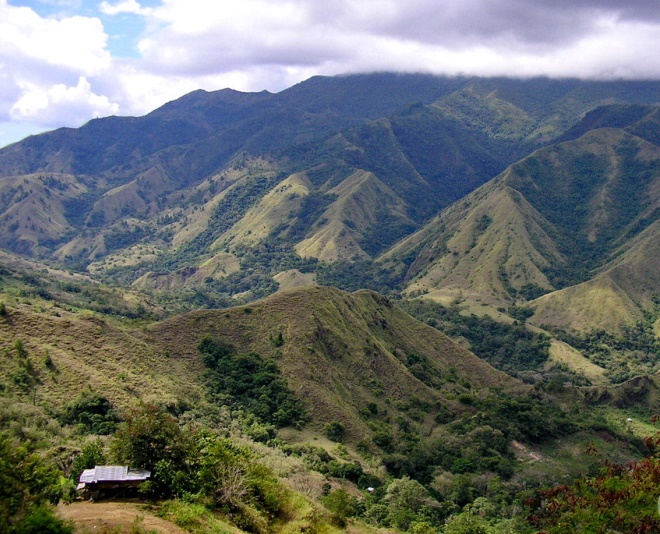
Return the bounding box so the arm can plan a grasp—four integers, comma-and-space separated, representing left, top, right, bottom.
382, 180, 565, 305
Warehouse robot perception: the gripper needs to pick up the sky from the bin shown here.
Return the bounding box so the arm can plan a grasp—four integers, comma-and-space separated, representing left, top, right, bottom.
1, 0, 660, 149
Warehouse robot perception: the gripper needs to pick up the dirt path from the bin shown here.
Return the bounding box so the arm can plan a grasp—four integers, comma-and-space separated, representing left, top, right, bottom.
57, 501, 187, 534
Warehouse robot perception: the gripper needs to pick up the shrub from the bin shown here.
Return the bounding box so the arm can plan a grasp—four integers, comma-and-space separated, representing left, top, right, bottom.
372, 431, 393, 451
43, 351, 55, 370
365, 503, 389, 525
507, 305, 534, 322
59, 391, 120, 434
527, 429, 660, 533
12, 505, 74, 534
383, 477, 441, 531
111, 403, 196, 497
323, 421, 345, 443
271, 332, 284, 347
198, 337, 307, 427
321, 488, 359, 521
326, 461, 364, 482
13, 339, 27, 358
198, 437, 289, 522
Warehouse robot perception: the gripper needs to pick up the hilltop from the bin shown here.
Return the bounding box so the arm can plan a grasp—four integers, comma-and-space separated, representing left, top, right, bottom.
147, 286, 518, 438
0, 282, 516, 440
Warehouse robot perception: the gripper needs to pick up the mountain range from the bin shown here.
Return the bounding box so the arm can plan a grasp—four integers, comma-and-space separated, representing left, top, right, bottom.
2, 72, 660, 532
0, 72, 659, 369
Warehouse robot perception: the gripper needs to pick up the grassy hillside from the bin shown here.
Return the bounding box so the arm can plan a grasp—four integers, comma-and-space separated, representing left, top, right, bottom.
0, 173, 86, 255
382, 181, 565, 306
504, 128, 660, 271
384, 122, 660, 334
0, 276, 519, 440
294, 170, 415, 261
145, 286, 517, 440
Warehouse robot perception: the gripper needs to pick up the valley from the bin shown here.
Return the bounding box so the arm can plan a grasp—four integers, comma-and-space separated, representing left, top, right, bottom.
0, 73, 659, 533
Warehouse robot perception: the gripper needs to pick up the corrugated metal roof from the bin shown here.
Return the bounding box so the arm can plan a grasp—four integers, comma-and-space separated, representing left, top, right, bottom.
78, 466, 151, 484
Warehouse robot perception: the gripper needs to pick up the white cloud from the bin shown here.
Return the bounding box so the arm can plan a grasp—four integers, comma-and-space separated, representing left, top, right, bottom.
3, 0, 660, 148
0, 0, 117, 135
10, 77, 119, 126
133, 0, 660, 87
100, 0, 152, 16
0, 1, 111, 76
103, 64, 198, 116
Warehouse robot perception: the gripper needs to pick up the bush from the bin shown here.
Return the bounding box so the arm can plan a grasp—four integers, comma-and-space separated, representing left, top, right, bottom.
59, 391, 120, 434
323, 421, 345, 442
383, 477, 441, 530
69, 439, 106, 483
13, 505, 74, 534
198, 437, 289, 522
365, 503, 389, 525
326, 460, 364, 482
271, 332, 284, 347
527, 429, 660, 533
507, 305, 534, 322
111, 403, 196, 497
321, 488, 359, 522
14, 339, 27, 358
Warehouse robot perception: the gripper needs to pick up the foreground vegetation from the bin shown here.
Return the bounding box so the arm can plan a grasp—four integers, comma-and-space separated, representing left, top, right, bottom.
2, 387, 657, 534
528, 425, 660, 533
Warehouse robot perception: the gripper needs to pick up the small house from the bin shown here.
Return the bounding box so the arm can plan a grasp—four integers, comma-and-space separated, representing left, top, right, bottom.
77, 465, 151, 499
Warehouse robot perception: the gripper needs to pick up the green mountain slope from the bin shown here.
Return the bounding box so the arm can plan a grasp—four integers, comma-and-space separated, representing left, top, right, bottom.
0, 281, 514, 437
384, 119, 660, 336
1, 248, 657, 532
2, 75, 660, 270
382, 181, 565, 306
529, 220, 660, 332
504, 128, 659, 269
293, 170, 415, 261
146, 286, 518, 441
0, 173, 86, 255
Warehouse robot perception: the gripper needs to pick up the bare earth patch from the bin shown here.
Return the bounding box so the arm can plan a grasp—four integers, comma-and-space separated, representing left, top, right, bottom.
511, 440, 544, 462
57, 501, 187, 534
